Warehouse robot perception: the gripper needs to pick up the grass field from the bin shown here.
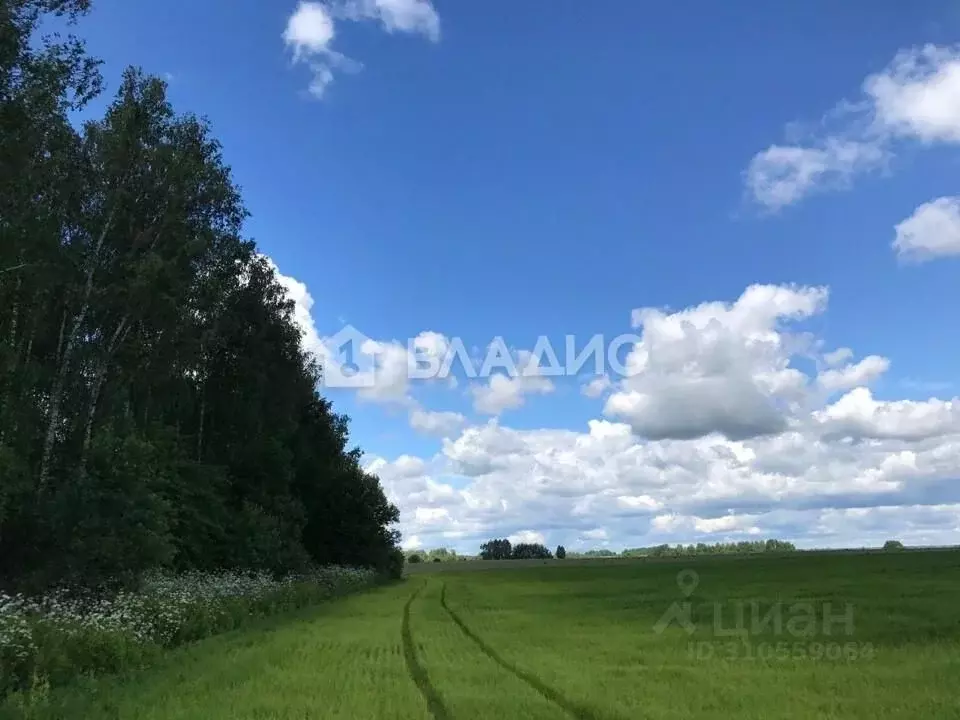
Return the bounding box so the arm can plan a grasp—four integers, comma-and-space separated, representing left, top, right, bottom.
6, 550, 960, 719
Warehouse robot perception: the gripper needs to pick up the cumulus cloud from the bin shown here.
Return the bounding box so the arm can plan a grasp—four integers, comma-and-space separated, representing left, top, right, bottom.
471, 349, 555, 415
376, 410, 960, 552
284, 2, 336, 61
266, 268, 960, 551
283, 0, 439, 98
894, 196, 960, 262
823, 347, 854, 367
693, 514, 762, 535
508, 530, 546, 545
330, 330, 456, 405
409, 407, 467, 437
581, 375, 612, 398
817, 355, 890, 393
265, 257, 459, 405
815, 387, 960, 441
865, 45, 960, 143
604, 284, 826, 441
745, 44, 960, 210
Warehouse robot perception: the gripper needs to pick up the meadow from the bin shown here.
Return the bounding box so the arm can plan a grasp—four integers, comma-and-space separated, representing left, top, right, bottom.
5, 550, 959, 719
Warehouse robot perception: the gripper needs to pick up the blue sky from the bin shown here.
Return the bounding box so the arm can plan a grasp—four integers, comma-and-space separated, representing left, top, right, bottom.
76, 0, 960, 552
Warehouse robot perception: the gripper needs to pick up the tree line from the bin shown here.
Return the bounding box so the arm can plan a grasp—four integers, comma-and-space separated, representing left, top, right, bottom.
479, 539, 554, 560
473, 538, 797, 561
620, 540, 796, 558
0, 0, 402, 592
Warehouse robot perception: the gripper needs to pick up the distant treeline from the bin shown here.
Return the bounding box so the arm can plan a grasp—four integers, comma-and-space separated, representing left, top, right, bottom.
408, 539, 800, 563
406, 548, 466, 563
409, 539, 927, 564
620, 540, 797, 558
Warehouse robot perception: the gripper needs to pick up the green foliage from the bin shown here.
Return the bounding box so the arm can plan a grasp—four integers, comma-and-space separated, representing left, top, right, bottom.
479, 539, 512, 560
37, 431, 176, 590
883, 540, 905, 551
0, 567, 377, 699
555, 545, 566, 559
575, 549, 616, 558
385, 548, 405, 580
0, 0, 402, 596
408, 554, 422, 564
619, 539, 797, 558
511, 543, 552, 560
479, 539, 553, 560
407, 547, 460, 564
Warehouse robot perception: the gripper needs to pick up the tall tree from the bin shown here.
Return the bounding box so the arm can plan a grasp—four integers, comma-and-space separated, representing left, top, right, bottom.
0, 4, 404, 590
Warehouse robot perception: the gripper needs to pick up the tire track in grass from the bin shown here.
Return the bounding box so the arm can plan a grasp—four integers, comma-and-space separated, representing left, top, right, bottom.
402, 583, 452, 720
440, 583, 618, 720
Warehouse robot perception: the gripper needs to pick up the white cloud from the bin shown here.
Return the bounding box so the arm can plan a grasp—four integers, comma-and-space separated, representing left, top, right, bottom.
401, 534, 422, 550
823, 347, 854, 367
745, 44, 960, 209
651, 514, 685, 533
323, 329, 454, 405
409, 407, 467, 437
894, 196, 960, 262
508, 530, 546, 545
745, 141, 884, 212
414, 506, 450, 524
267, 271, 960, 552
604, 284, 826, 440
616, 495, 662, 511
265, 257, 459, 406
379, 408, 960, 552
865, 45, 960, 143
392, 454, 426, 477
282, 2, 343, 98
694, 514, 761, 535
472, 373, 554, 415
341, 0, 440, 41
815, 387, 960, 441
582, 528, 608, 541
283, 0, 439, 98
284, 2, 336, 60
581, 375, 612, 398
471, 350, 555, 415
817, 355, 890, 393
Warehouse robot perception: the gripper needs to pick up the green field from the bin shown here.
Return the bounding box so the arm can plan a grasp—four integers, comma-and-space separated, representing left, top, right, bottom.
8, 551, 960, 719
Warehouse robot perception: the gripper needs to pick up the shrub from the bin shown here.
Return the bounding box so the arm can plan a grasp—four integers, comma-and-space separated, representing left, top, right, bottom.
385, 548, 405, 580
408, 554, 422, 564
0, 566, 378, 699
883, 540, 905, 551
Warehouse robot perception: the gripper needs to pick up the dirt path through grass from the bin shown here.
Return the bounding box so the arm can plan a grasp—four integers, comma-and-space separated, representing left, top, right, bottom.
401, 583, 451, 720
438, 582, 620, 720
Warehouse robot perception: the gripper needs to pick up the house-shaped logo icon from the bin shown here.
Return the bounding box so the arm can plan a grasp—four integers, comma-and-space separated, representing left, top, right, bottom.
321, 324, 377, 389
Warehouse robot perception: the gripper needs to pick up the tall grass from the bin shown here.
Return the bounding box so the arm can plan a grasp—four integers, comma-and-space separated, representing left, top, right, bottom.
0, 566, 378, 700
